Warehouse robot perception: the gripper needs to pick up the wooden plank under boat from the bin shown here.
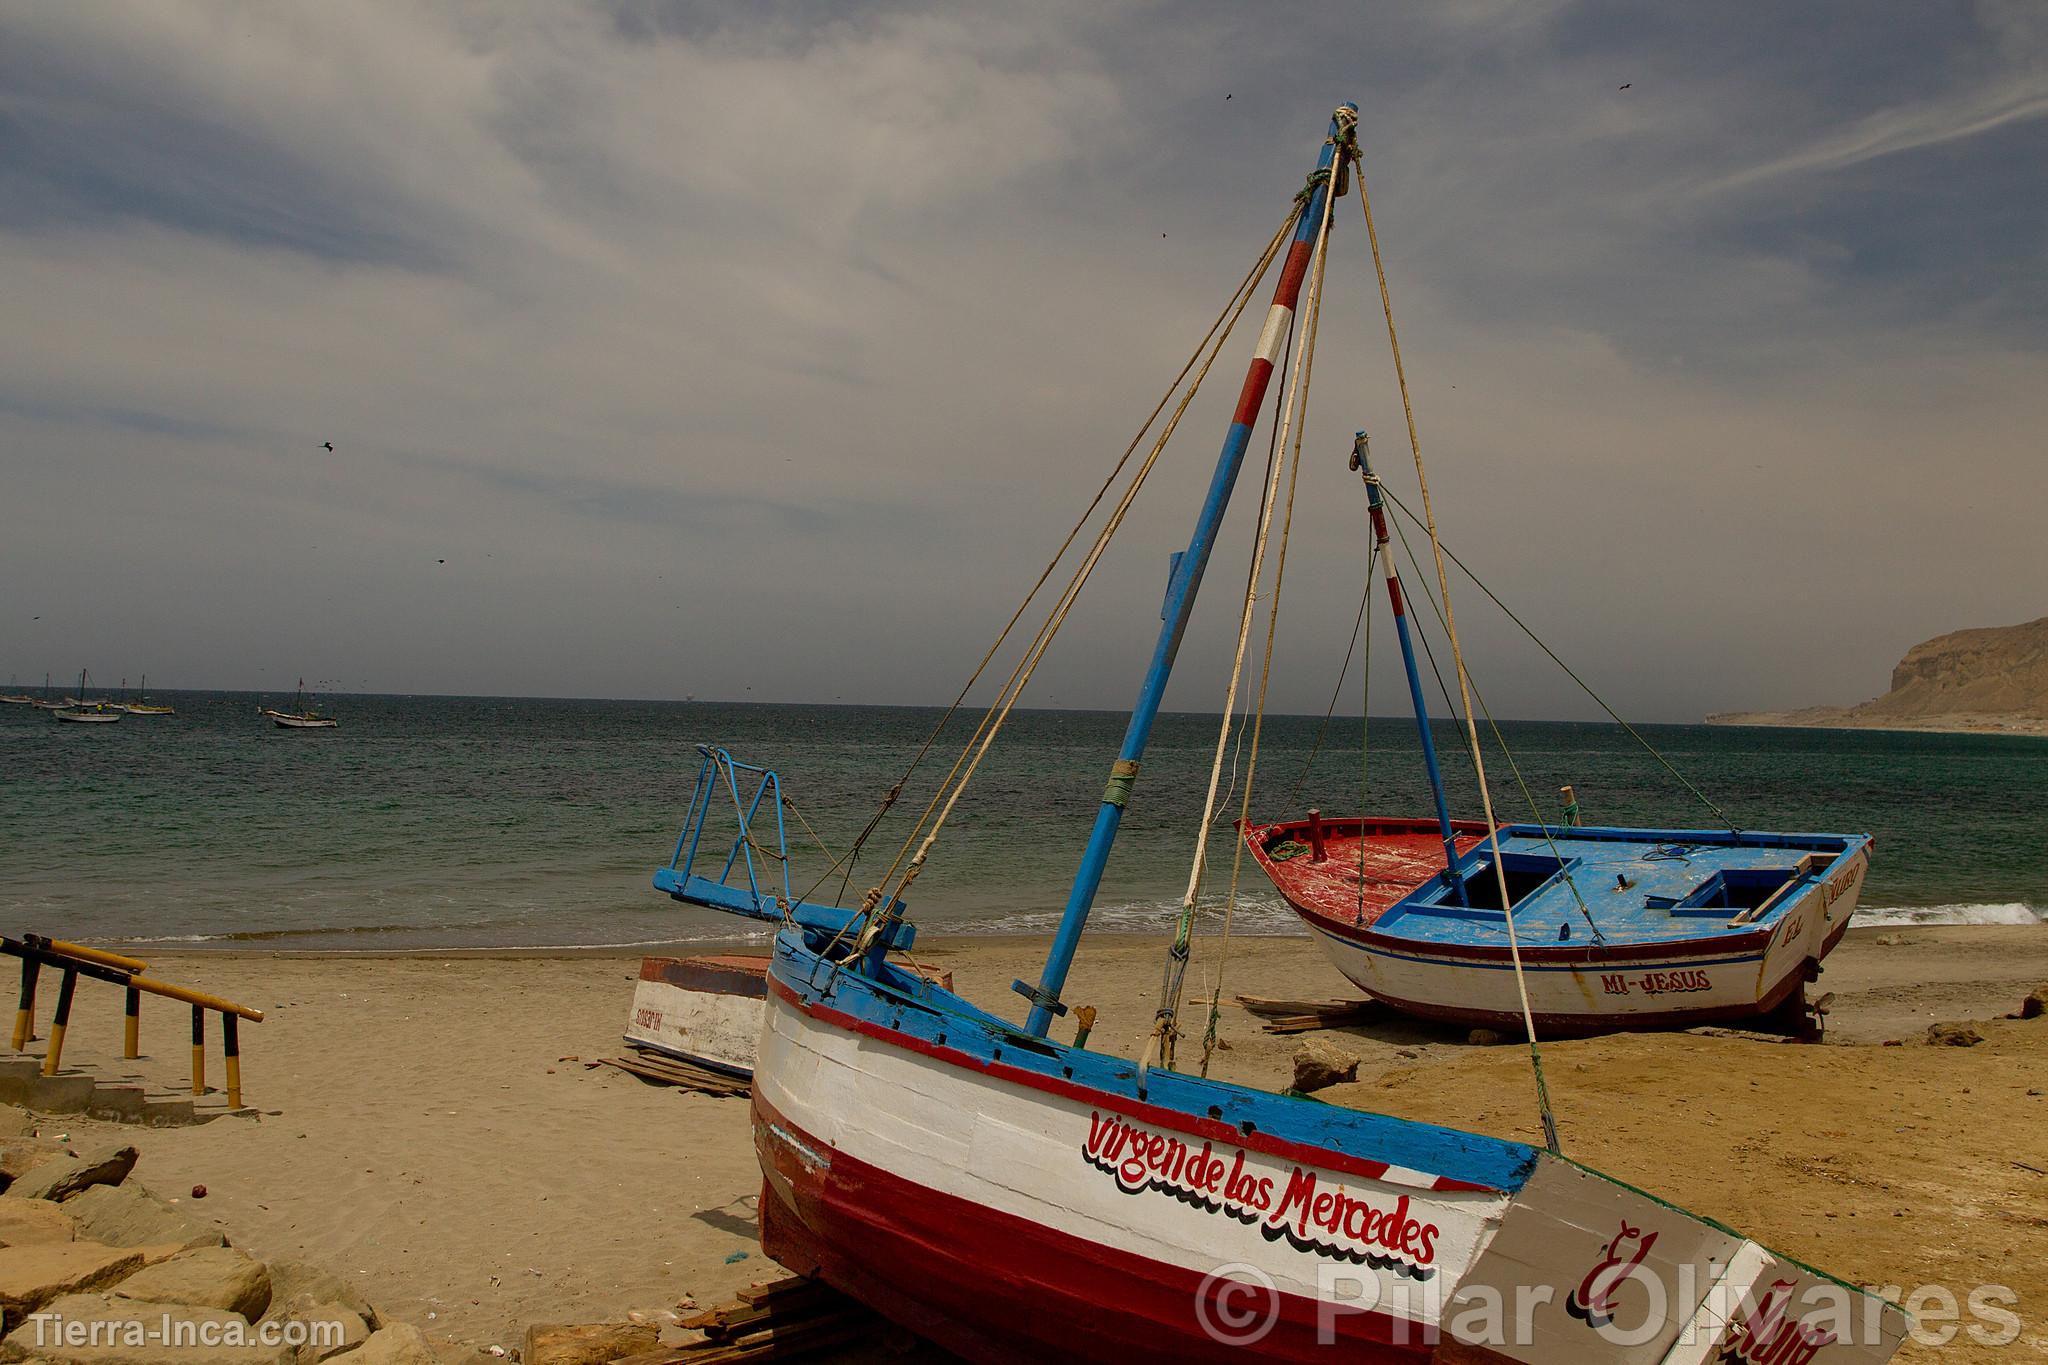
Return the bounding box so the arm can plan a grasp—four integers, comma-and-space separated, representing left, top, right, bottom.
1245, 816, 1871, 1035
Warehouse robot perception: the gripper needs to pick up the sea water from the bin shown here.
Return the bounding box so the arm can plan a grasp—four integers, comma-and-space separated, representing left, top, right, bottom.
2, 693, 2041, 951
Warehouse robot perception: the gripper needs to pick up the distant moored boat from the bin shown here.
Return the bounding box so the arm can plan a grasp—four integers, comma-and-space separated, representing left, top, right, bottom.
261, 678, 339, 729
52, 668, 122, 724
124, 673, 175, 716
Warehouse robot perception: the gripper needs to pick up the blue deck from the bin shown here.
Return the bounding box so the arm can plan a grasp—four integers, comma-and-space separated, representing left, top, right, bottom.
1372, 825, 1868, 950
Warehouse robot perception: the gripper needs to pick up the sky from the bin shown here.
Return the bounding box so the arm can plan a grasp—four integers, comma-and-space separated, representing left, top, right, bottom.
2, 1, 2044, 720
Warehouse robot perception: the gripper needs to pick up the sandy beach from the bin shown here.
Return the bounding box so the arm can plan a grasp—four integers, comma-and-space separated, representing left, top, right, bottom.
10, 924, 2045, 1362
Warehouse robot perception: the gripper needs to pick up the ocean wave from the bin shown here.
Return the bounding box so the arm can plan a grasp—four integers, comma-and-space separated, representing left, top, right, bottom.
1855, 902, 2042, 927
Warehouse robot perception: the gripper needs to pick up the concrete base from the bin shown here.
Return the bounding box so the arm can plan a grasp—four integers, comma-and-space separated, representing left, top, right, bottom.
0, 1053, 250, 1126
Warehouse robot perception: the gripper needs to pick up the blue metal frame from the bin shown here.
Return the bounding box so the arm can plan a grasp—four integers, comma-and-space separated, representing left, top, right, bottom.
653, 745, 914, 950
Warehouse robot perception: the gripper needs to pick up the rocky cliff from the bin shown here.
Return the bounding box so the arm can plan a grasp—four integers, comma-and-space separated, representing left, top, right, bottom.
1708, 615, 2048, 734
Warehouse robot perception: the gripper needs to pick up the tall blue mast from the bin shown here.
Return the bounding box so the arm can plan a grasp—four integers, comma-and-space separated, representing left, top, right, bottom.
1016, 106, 1358, 1037
1352, 432, 1466, 899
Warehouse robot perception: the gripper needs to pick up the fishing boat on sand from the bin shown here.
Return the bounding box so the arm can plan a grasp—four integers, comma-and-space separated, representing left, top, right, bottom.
652, 108, 1904, 1362
262, 679, 338, 729
1241, 433, 1871, 1035
53, 669, 122, 724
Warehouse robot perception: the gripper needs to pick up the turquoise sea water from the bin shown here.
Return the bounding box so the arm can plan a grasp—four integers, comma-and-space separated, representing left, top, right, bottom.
1, 692, 2042, 951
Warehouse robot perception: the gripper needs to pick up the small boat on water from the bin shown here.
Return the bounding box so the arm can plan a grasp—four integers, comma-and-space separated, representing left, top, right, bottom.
124, 674, 175, 716
262, 679, 338, 729
53, 670, 122, 724
28, 674, 68, 710
1243, 438, 1871, 1035
650, 109, 1904, 1363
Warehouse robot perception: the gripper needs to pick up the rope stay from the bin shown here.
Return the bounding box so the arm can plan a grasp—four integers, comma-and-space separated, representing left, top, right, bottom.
839, 208, 1305, 963
1350, 145, 1562, 1156
1376, 497, 1606, 946
1371, 483, 1741, 835
1155, 121, 1347, 1074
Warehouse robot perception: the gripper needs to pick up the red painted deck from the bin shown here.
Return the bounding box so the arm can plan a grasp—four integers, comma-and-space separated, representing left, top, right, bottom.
1244, 816, 1488, 928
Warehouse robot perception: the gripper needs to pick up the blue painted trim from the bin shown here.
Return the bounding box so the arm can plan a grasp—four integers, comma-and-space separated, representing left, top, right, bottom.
1024, 106, 1359, 1036
651, 868, 914, 950
772, 927, 1537, 1193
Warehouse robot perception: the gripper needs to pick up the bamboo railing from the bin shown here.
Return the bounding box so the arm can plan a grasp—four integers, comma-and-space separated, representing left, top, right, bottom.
3, 934, 264, 1108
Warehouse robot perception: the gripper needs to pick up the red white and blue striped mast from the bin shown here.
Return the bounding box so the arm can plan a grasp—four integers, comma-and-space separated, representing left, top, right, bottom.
1018, 105, 1359, 1037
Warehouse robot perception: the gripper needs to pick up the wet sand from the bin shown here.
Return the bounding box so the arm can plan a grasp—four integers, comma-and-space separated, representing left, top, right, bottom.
14, 923, 2045, 1362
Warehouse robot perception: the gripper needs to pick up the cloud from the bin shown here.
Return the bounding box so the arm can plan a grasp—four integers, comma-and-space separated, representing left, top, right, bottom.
1, 2, 2044, 721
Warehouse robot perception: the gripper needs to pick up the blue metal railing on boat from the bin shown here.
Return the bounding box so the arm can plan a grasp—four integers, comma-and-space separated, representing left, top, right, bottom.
654, 745, 914, 950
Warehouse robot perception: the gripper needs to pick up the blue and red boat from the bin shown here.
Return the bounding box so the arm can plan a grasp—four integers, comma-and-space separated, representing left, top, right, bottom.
655, 107, 1904, 1363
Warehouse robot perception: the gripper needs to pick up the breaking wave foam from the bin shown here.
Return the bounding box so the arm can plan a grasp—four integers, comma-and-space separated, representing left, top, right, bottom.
1855, 903, 2042, 927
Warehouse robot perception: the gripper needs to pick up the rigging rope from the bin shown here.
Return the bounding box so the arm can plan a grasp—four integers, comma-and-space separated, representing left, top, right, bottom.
1200, 198, 1337, 1077
1351, 145, 1562, 1156
795, 209, 1306, 926
1372, 484, 1741, 835
1156, 139, 1342, 1073
845, 209, 1304, 961
1379, 503, 1606, 945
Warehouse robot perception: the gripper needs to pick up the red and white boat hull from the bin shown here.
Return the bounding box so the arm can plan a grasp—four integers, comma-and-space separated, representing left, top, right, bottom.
748, 971, 1903, 1363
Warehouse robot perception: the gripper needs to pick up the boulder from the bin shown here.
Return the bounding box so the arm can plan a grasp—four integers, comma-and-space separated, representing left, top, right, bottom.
1291, 1038, 1360, 1094
522, 1323, 659, 1365
267, 1296, 368, 1363
333, 1324, 435, 1365
0, 1111, 32, 1140
0, 1242, 145, 1325
259, 1263, 377, 1332
0, 1138, 74, 1188
2021, 985, 2047, 1021
4, 1146, 138, 1204
62, 1185, 225, 1252
1466, 1028, 1510, 1046
1926, 1022, 1984, 1047
113, 1248, 270, 1322
0, 1199, 76, 1248
0, 1292, 288, 1365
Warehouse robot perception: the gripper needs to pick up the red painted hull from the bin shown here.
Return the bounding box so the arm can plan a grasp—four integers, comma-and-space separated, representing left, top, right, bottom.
754, 1091, 1444, 1365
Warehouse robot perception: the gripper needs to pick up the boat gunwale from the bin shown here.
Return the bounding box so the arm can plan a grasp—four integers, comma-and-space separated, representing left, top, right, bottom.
1245, 817, 1872, 962
767, 929, 1537, 1195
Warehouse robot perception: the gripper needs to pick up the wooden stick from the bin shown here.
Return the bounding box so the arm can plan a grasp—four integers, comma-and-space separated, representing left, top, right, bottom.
40, 968, 77, 1076
124, 986, 140, 1059
191, 1004, 205, 1096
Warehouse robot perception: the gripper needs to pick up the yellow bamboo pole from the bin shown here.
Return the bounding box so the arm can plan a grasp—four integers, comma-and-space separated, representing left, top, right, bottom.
39, 939, 146, 974
223, 1014, 242, 1109
190, 1004, 205, 1096
123, 987, 140, 1058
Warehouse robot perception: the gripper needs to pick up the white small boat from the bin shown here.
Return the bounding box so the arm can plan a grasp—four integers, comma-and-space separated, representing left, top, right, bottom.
124, 674, 175, 716
52, 669, 122, 723
262, 679, 338, 729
